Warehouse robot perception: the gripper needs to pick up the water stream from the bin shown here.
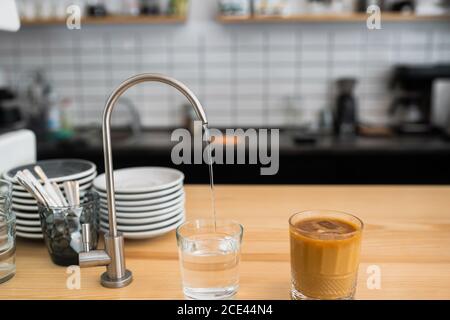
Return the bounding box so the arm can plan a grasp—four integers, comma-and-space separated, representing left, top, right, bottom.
203, 124, 217, 231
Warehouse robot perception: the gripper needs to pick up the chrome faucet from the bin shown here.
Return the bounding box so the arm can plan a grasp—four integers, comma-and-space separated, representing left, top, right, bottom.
79, 74, 208, 288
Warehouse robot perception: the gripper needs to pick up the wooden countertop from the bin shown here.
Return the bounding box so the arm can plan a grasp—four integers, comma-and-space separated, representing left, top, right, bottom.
2, 185, 450, 300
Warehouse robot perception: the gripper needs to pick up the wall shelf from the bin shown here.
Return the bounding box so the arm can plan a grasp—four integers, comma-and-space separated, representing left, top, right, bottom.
217, 13, 450, 23
21, 15, 187, 26
19, 13, 448, 26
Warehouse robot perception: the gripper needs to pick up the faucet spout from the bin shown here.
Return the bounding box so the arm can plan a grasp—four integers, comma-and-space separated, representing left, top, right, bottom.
80, 73, 208, 289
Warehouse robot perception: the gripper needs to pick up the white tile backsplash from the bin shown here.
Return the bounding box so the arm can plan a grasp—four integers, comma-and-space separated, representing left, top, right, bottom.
301, 31, 330, 46
0, 1, 449, 128
298, 67, 328, 79
301, 49, 330, 62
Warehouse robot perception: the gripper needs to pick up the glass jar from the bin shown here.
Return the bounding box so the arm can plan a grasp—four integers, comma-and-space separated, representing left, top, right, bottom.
38, 191, 99, 266
0, 179, 14, 284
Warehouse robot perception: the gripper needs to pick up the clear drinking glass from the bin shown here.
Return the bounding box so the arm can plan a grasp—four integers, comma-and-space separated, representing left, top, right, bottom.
176, 219, 243, 300
0, 179, 14, 284
289, 210, 363, 300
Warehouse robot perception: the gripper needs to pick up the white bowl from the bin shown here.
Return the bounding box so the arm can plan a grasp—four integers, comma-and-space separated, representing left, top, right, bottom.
101, 202, 184, 219
13, 210, 39, 219
4, 159, 96, 183
94, 182, 182, 201
100, 208, 183, 226
100, 216, 185, 239
94, 167, 184, 194
12, 203, 37, 212
16, 225, 41, 233
16, 218, 41, 227
16, 231, 43, 239
11, 197, 36, 205
99, 188, 184, 207
12, 171, 97, 192
100, 194, 184, 213
12, 182, 92, 198
100, 210, 183, 232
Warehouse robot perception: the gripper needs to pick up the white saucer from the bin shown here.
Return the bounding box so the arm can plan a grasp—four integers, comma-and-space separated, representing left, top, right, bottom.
16, 219, 41, 227
13, 210, 39, 219
100, 216, 185, 239
12, 171, 97, 192
94, 167, 184, 194
101, 202, 184, 219
94, 182, 182, 201
100, 194, 184, 213
12, 203, 38, 212
16, 231, 43, 239
99, 188, 184, 207
16, 225, 42, 233
100, 211, 183, 232
12, 182, 92, 198
11, 197, 36, 205
100, 208, 183, 226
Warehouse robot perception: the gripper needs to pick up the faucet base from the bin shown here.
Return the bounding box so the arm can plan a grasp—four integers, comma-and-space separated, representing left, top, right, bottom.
101, 269, 133, 288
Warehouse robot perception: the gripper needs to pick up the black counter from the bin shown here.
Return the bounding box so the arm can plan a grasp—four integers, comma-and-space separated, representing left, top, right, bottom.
37, 129, 450, 184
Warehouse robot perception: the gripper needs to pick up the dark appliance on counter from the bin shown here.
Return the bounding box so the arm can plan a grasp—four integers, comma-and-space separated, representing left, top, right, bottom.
357, 1, 415, 12
140, 0, 160, 15
389, 64, 450, 134
0, 87, 25, 134
86, 1, 108, 17
334, 78, 358, 137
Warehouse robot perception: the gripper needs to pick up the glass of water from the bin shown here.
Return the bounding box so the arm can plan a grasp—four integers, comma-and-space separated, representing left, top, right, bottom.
0, 179, 14, 284
176, 219, 243, 300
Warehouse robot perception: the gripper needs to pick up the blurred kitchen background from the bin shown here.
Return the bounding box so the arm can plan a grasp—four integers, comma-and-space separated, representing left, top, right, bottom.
0, 0, 449, 184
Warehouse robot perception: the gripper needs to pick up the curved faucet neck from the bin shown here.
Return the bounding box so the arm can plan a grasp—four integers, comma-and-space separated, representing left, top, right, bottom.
102, 73, 208, 237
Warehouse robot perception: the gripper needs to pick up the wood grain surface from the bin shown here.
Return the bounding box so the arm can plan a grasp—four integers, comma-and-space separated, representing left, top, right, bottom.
1, 185, 449, 300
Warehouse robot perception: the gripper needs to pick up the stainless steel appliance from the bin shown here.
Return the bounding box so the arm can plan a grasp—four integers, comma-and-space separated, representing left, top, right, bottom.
432, 79, 450, 137
0, 76, 25, 133
389, 64, 450, 134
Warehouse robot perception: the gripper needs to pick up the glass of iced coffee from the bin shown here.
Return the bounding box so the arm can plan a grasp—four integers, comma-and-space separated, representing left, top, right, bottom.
289, 210, 363, 300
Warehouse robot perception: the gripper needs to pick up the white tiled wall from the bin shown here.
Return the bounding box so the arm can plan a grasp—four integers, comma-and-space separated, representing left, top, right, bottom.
0, 0, 449, 128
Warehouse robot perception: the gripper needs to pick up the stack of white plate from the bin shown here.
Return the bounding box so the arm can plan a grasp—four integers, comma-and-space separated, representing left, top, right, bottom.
3, 159, 97, 240
93, 167, 185, 240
